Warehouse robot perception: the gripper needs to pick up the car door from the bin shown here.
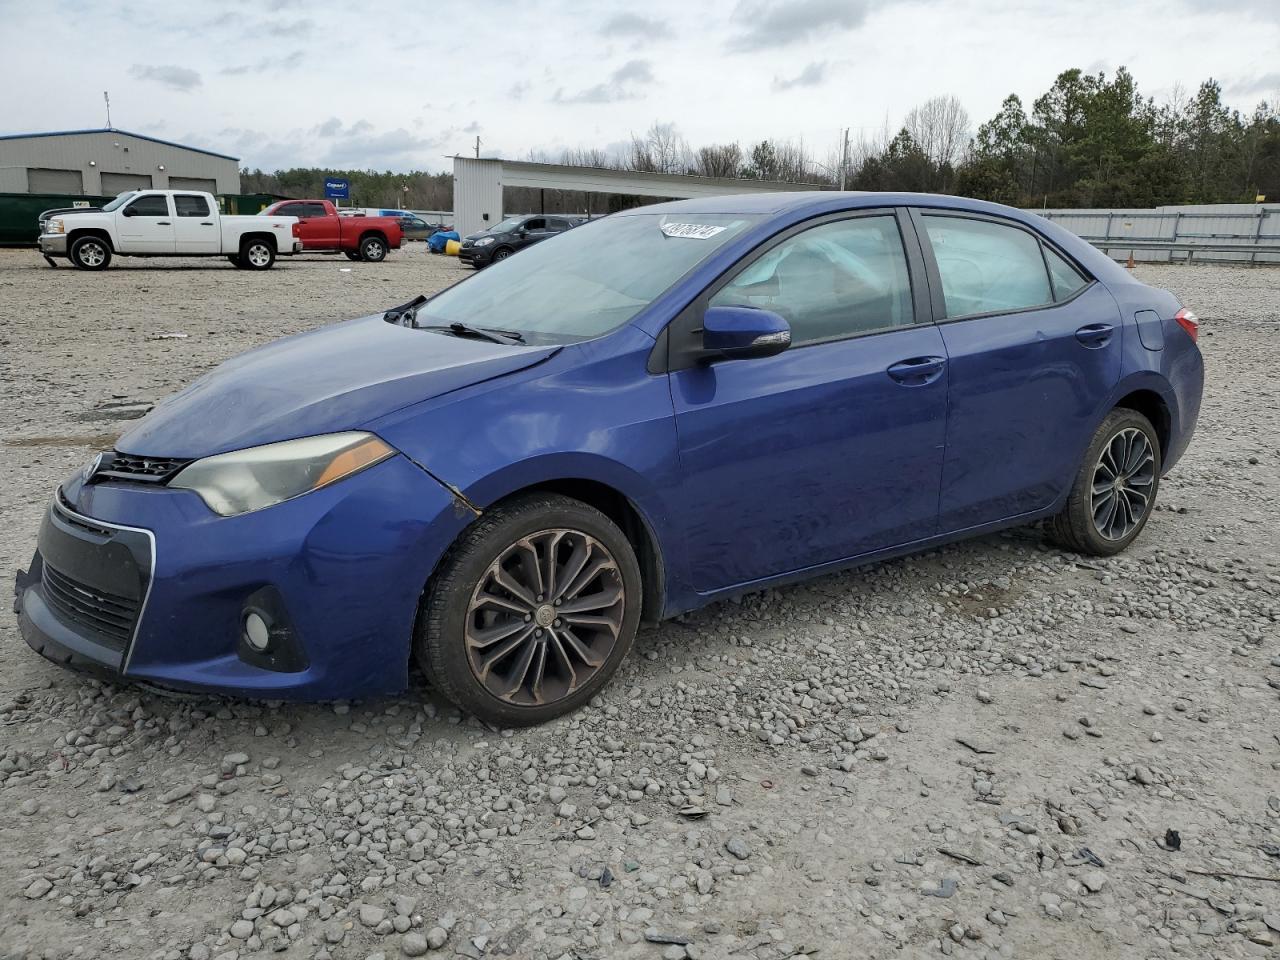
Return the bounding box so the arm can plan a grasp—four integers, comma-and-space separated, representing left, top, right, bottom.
172, 194, 219, 254
666, 209, 949, 592
910, 209, 1123, 532
278, 202, 333, 247
520, 217, 552, 248
117, 193, 175, 253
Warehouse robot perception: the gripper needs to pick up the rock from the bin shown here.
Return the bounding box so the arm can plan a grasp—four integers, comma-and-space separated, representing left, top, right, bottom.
1082, 870, 1107, 892
724, 837, 751, 860
401, 932, 429, 957
160, 784, 194, 804
662, 946, 688, 960
645, 930, 692, 946
426, 927, 449, 949
24, 878, 52, 899
230, 919, 254, 939
360, 904, 386, 927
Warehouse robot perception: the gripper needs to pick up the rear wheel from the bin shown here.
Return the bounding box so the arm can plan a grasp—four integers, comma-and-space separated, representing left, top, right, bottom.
70, 236, 111, 270
1049, 408, 1161, 556
343, 250, 362, 261
416, 494, 642, 727
240, 238, 275, 270
359, 235, 387, 262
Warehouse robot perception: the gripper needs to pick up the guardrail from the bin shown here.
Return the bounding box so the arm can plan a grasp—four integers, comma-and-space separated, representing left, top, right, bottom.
1035, 207, 1280, 265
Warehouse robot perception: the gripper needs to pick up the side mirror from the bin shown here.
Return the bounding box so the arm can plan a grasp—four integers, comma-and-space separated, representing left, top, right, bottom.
122, 206, 137, 217
701, 305, 791, 362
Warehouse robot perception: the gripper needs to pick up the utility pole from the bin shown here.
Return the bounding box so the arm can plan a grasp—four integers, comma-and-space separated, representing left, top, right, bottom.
104, 91, 112, 128
839, 127, 849, 191
474, 135, 481, 159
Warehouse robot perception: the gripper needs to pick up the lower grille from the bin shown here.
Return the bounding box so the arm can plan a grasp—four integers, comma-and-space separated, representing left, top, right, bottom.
41, 561, 140, 651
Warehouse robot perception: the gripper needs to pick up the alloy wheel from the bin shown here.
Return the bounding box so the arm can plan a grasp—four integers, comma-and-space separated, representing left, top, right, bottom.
365, 241, 384, 260
79, 242, 106, 267
1091, 427, 1155, 540
464, 528, 624, 707
247, 244, 271, 267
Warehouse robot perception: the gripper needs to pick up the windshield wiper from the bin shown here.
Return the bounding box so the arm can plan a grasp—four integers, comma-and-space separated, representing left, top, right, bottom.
384, 297, 525, 344
424, 322, 525, 345
383, 294, 429, 327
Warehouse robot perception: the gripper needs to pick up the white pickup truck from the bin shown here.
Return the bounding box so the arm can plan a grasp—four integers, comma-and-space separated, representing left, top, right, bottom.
39, 190, 302, 271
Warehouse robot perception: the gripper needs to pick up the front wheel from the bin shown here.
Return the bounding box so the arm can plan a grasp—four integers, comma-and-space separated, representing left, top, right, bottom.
226, 254, 242, 267
359, 236, 387, 262
343, 250, 362, 261
240, 238, 275, 270
1049, 408, 1161, 556
70, 236, 111, 270
416, 494, 642, 726
491, 246, 513, 263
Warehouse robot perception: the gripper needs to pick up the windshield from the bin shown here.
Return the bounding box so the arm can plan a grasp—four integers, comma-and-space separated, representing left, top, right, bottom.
419, 212, 759, 343
488, 217, 527, 234
102, 192, 137, 212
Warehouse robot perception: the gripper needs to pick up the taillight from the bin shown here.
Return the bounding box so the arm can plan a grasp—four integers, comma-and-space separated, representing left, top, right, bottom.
292, 223, 301, 237
1174, 308, 1199, 343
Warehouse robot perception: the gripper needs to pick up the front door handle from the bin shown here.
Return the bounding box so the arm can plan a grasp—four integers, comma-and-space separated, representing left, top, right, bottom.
156, 221, 171, 226
887, 356, 947, 385
1075, 323, 1114, 348
200, 221, 213, 226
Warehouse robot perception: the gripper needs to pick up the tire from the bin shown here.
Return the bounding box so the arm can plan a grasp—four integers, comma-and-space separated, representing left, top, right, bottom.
359, 235, 387, 262
343, 250, 362, 261
70, 235, 111, 270
226, 254, 242, 267
416, 493, 642, 727
1049, 408, 1161, 556
239, 238, 276, 270
491, 246, 513, 263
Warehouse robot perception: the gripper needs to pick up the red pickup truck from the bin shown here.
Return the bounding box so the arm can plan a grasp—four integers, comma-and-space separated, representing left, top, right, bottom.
259, 200, 403, 262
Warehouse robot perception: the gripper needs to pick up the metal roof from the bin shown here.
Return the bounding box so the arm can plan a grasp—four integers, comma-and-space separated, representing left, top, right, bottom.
0, 128, 239, 162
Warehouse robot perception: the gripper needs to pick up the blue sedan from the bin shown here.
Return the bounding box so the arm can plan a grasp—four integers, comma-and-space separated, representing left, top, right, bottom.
16, 192, 1204, 725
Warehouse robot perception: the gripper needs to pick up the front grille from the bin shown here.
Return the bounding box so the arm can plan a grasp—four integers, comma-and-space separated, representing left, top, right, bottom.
95, 452, 192, 484
461, 239, 474, 248
41, 561, 140, 651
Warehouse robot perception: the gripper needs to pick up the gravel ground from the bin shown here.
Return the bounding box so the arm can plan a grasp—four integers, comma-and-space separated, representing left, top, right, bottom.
1, 247, 1278, 960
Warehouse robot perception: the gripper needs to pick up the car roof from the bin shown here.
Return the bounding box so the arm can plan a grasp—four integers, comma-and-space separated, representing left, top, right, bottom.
616, 191, 1047, 218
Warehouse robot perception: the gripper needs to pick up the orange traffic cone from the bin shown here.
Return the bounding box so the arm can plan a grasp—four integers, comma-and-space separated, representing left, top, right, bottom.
1126, 252, 1135, 269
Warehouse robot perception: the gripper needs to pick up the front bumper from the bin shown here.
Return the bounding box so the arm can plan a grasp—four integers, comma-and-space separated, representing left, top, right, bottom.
38, 235, 68, 256
457, 244, 491, 266
15, 455, 473, 699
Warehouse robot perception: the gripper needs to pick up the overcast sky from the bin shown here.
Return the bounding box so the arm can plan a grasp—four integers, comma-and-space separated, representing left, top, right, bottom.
3, 0, 1278, 173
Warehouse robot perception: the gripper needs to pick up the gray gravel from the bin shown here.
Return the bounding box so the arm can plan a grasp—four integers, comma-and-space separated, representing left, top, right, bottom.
1, 249, 1278, 960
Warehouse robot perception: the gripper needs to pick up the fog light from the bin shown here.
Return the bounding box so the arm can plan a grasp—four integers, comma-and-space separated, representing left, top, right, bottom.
243, 611, 271, 652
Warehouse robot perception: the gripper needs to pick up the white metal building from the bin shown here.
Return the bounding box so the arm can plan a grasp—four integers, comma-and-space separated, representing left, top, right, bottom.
0, 128, 240, 196
452, 157, 817, 237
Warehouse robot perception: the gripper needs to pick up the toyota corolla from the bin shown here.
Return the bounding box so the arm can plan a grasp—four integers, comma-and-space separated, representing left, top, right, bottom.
15, 192, 1203, 726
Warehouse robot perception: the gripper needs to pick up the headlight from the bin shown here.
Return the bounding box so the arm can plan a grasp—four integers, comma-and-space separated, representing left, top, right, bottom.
169, 432, 394, 517
474, 237, 494, 246
45, 218, 65, 235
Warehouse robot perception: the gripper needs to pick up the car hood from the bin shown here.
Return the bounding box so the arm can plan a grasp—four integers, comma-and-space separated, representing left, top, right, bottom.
465, 230, 509, 241
116, 314, 559, 458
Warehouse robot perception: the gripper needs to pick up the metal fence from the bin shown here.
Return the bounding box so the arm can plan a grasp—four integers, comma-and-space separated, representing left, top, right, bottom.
1029, 203, 1280, 265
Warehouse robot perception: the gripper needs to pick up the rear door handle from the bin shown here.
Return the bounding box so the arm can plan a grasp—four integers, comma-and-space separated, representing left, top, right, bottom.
1075, 323, 1114, 347
200, 221, 213, 226
887, 356, 947, 385
156, 221, 171, 226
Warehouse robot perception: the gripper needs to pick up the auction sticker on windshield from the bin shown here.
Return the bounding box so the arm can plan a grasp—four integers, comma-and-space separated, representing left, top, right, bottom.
660, 223, 728, 239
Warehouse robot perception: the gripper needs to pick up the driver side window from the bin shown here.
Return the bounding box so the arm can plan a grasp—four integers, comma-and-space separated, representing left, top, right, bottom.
709, 215, 914, 345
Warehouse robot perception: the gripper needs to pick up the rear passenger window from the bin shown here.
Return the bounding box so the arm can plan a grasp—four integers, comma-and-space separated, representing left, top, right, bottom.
710, 215, 914, 345
1044, 246, 1089, 301
923, 215, 1052, 318
174, 194, 209, 217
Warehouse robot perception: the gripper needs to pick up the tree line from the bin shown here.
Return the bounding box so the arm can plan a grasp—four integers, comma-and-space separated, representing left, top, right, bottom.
240, 67, 1280, 214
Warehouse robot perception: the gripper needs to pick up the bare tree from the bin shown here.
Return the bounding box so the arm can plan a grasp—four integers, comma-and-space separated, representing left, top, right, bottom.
694, 143, 744, 178
904, 95, 972, 170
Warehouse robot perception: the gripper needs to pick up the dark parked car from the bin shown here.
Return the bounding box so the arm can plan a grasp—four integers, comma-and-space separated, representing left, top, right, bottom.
17, 192, 1202, 727
399, 215, 444, 242
458, 214, 586, 267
